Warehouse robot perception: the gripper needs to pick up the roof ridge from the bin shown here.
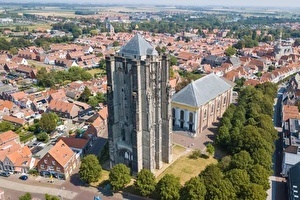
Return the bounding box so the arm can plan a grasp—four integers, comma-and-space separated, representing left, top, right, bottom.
190, 81, 199, 106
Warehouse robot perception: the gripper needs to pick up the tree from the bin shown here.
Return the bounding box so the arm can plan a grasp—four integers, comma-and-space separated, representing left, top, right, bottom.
79, 86, 92, 102
206, 143, 215, 156
45, 194, 60, 200
19, 193, 32, 200
248, 164, 270, 190
112, 41, 120, 47
251, 148, 272, 171
134, 169, 156, 197
225, 46, 237, 57
98, 59, 106, 69
156, 174, 181, 200
180, 177, 206, 200
225, 169, 250, 194
208, 178, 236, 200
170, 55, 178, 66
0, 121, 14, 132
239, 183, 267, 200
109, 164, 131, 191
39, 112, 58, 133
200, 164, 223, 186
36, 132, 49, 142
79, 155, 102, 184
230, 150, 254, 170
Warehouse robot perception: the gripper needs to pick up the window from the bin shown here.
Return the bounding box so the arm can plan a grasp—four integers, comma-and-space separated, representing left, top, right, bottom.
48, 166, 54, 171
180, 110, 184, 128
223, 96, 227, 106
52, 161, 56, 165
40, 164, 45, 169
203, 109, 207, 120
44, 160, 47, 164
189, 113, 193, 131
56, 167, 61, 172
172, 108, 176, 126
211, 104, 214, 115
217, 100, 220, 110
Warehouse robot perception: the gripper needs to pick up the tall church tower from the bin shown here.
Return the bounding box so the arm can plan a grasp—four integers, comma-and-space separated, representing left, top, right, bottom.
106, 34, 172, 174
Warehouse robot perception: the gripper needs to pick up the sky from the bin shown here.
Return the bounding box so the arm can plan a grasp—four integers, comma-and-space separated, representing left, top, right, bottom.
9, 0, 300, 7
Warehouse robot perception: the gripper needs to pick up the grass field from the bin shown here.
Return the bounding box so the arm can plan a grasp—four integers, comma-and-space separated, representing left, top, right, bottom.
90, 169, 110, 188
87, 68, 105, 76
157, 152, 217, 185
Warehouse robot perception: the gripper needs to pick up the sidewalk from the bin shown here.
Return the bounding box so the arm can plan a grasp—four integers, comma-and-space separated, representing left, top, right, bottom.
0, 178, 78, 199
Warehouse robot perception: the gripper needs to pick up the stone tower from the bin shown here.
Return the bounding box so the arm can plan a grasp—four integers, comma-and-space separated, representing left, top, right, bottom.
106, 34, 172, 174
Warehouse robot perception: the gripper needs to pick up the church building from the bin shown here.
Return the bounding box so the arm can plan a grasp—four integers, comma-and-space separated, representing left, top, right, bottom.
171, 73, 234, 136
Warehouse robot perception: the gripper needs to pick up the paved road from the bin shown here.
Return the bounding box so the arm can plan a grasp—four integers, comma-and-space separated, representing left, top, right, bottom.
267, 89, 288, 200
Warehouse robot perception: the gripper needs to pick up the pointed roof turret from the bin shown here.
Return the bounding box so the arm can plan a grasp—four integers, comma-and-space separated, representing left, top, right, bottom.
119, 34, 158, 58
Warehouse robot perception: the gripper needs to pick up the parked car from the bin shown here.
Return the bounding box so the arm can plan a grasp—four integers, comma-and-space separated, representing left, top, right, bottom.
0, 171, 10, 177
19, 175, 28, 180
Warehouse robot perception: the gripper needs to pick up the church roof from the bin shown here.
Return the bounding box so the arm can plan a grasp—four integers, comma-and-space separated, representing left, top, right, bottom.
119, 34, 158, 57
172, 73, 233, 107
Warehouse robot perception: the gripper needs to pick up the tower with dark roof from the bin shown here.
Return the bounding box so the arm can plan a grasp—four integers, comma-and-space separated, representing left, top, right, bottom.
106, 34, 172, 174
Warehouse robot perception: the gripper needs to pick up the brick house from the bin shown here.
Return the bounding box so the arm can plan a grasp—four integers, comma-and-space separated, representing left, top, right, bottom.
47, 100, 81, 119
37, 140, 79, 179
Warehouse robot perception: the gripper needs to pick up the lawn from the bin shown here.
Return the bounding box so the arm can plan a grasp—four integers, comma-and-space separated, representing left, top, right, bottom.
157, 152, 217, 185
90, 169, 110, 188
86, 68, 106, 76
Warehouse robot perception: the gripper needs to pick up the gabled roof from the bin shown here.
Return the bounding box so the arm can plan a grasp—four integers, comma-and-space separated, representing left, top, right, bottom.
172, 73, 233, 107
0, 130, 19, 144
119, 34, 158, 57
48, 140, 75, 167
58, 137, 89, 150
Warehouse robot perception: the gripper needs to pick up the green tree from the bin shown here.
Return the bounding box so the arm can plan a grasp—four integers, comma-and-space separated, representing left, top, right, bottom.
206, 178, 236, 200
98, 59, 106, 69
112, 41, 120, 47
200, 164, 223, 186
156, 174, 181, 200
0, 121, 14, 132
230, 150, 254, 170
39, 112, 58, 133
19, 192, 32, 200
218, 156, 232, 171
251, 148, 272, 171
45, 194, 60, 200
180, 176, 206, 200
206, 143, 215, 156
79, 86, 92, 102
240, 183, 267, 200
109, 164, 131, 191
248, 164, 270, 190
134, 169, 156, 197
170, 55, 178, 66
225, 46, 237, 57
225, 169, 250, 194
9, 47, 18, 55
36, 132, 49, 142
79, 154, 102, 184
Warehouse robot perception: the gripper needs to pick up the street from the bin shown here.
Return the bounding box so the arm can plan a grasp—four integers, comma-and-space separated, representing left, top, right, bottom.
267, 87, 288, 200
